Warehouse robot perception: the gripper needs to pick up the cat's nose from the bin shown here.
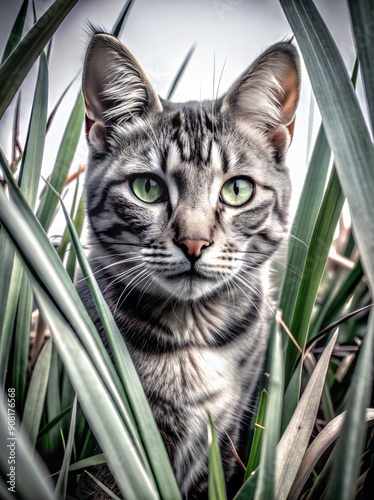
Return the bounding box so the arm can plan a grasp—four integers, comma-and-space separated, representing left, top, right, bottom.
176, 239, 212, 260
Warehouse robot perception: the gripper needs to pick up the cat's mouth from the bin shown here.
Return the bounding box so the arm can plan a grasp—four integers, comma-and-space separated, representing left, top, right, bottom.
165, 268, 216, 281
156, 266, 223, 300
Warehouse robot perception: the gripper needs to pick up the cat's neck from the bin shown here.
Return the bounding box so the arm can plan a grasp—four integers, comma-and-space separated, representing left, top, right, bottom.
97, 264, 270, 349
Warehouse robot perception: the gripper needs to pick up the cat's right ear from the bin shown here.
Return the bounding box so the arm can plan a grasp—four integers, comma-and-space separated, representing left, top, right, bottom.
82, 32, 163, 150
221, 42, 300, 162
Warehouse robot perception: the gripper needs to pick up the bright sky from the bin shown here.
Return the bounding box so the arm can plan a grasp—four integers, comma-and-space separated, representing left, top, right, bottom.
0, 0, 359, 218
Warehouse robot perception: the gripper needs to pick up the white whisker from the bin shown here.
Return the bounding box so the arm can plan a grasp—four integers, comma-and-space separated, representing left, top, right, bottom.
231, 276, 265, 322
114, 267, 149, 314
104, 263, 145, 294
76, 256, 143, 285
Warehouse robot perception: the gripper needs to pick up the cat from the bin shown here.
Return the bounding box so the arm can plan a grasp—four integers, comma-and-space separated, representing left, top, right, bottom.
79, 29, 300, 498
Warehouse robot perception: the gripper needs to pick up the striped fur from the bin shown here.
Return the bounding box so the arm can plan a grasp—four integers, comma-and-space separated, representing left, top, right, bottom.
80, 31, 300, 498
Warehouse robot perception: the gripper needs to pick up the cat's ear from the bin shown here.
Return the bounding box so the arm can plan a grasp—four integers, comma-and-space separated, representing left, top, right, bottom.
82, 32, 162, 149
222, 42, 300, 160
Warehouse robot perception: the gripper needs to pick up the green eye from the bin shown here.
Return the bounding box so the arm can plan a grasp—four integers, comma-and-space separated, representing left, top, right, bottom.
220, 177, 254, 207
131, 176, 166, 203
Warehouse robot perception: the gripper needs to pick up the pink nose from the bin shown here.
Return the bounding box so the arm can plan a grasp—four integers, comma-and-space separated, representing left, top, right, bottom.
178, 239, 211, 258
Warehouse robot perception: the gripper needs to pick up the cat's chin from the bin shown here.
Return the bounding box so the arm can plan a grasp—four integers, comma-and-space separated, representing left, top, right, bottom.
154, 274, 224, 302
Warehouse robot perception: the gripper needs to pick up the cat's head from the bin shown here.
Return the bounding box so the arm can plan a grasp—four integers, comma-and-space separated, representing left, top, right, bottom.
82, 32, 300, 301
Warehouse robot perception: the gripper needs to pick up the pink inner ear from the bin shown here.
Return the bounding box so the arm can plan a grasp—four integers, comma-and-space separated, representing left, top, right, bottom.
286, 117, 296, 143
88, 121, 107, 152
270, 127, 291, 160
281, 68, 300, 126
85, 115, 94, 138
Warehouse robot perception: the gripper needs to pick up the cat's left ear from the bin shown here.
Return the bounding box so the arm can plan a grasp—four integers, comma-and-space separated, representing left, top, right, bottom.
82, 32, 163, 150
222, 42, 300, 160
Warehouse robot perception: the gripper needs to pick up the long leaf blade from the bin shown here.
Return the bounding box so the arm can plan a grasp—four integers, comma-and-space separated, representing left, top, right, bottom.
275, 330, 338, 500
326, 313, 374, 499
254, 319, 283, 500
55, 396, 78, 498
20, 339, 52, 448
19, 51, 48, 206
59, 190, 181, 499
0, 158, 148, 466
0, 52, 48, 389
0, 396, 56, 499
285, 166, 345, 380
279, 0, 374, 288
32, 282, 158, 500
245, 389, 268, 481
112, 0, 136, 38
235, 318, 284, 500
1, 0, 29, 64
167, 43, 196, 100
0, 0, 79, 118
289, 409, 374, 499
348, 0, 374, 132
12, 274, 32, 405
208, 414, 227, 500
279, 124, 331, 330
37, 91, 84, 231
279, 2, 374, 498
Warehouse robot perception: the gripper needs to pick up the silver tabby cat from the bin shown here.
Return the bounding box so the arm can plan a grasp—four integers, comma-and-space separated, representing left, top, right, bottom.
80, 31, 300, 498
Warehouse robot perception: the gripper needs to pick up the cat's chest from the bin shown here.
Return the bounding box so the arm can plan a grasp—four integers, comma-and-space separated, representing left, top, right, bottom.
135, 346, 238, 408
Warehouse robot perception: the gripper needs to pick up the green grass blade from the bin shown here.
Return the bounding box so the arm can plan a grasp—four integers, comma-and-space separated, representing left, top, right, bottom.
235, 318, 284, 500
281, 360, 302, 433
0, 250, 23, 387
56, 174, 83, 266
245, 389, 268, 481
279, 124, 330, 329
282, 59, 357, 384
65, 196, 85, 279
112, 0, 136, 38
55, 396, 78, 498
56, 194, 149, 467
32, 281, 159, 500
279, 0, 374, 289
279, 5, 374, 495
12, 274, 33, 406
275, 331, 338, 500
289, 409, 374, 499
0, 156, 93, 330
19, 52, 48, 207
19, 339, 52, 448
348, 0, 374, 131
68, 453, 106, 472
1, 164, 179, 497
43, 347, 63, 453
280, 58, 357, 345
0, 397, 56, 499
1, 0, 29, 64
37, 91, 84, 231
208, 414, 227, 500
0, 161, 147, 458
326, 312, 374, 499
285, 166, 345, 381
38, 405, 73, 442
253, 318, 283, 500
46, 39, 53, 64
11, 91, 22, 167
0, 0, 79, 118
0, 53, 48, 388
167, 43, 197, 100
